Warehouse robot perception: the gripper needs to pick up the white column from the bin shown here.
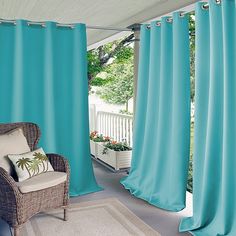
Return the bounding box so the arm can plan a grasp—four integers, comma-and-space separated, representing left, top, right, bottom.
89, 104, 97, 131
132, 25, 140, 116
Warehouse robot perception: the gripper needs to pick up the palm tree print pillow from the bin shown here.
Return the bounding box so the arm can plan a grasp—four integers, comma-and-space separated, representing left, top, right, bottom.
8, 148, 54, 182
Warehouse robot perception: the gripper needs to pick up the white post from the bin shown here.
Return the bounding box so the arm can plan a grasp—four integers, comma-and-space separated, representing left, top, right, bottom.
89, 104, 97, 131
93, 104, 97, 131
131, 24, 141, 116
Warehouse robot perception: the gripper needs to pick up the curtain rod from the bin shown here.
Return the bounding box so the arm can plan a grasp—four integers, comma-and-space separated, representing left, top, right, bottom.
88, 25, 132, 31
57, 23, 132, 31
0, 1, 220, 30
0, 19, 132, 32
145, 1, 221, 26
145, 9, 194, 27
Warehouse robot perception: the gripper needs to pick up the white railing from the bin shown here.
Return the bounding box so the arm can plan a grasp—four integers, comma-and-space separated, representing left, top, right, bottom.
89, 104, 133, 147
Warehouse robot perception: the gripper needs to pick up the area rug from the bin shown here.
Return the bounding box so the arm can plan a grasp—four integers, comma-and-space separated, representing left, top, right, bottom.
20, 198, 160, 236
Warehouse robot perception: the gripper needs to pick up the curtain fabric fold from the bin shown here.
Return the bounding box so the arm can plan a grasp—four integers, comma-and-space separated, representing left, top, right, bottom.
180, 1, 236, 235
121, 13, 190, 211
0, 20, 102, 197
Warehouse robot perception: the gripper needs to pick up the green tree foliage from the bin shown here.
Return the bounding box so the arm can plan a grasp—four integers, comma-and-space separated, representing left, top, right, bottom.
189, 13, 195, 103
90, 77, 107, 87
87, 50, 103, 82
188, 13, 195, 193
187, 122, 194, 193
87, 34, 134, 83
100, 60, 134, 112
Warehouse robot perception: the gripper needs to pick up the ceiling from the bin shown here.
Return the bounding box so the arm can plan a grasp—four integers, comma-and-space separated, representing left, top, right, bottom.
0, 0, 198, 49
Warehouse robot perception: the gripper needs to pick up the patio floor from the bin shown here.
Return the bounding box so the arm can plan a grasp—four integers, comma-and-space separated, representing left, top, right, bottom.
0, 160, 192, 236
74, 161, 192, 236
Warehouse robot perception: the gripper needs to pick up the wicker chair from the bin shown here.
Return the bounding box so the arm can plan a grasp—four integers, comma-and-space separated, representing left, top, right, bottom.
0, 122, 70, 236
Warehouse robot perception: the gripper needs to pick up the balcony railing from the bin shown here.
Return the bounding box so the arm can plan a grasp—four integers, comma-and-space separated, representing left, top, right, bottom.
89, 104, 133, 147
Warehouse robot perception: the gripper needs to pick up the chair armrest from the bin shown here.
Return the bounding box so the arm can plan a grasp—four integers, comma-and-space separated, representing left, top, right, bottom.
47, 154, 70, 207
47, 153, 70, 175
0, 167, 21, 196
0, 167, 22, 226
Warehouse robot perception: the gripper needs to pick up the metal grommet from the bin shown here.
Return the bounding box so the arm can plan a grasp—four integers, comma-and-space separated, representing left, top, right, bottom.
179, 12, 185, 18
166, 17, 173, 23
201, 3, 209, 10
156, 22, 161, 27
0, 20, 17, 26
27, 21, 46, 28
146, 25, 151, 29
215, 0, 221, 5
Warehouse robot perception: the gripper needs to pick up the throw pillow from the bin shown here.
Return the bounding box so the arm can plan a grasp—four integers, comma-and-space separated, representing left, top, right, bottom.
0, 128, 31, 175
8, 147, 54, 182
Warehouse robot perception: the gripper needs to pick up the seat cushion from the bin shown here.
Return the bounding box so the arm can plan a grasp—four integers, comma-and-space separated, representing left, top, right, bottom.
0, 128, 30, 175
16, 171, 67, 193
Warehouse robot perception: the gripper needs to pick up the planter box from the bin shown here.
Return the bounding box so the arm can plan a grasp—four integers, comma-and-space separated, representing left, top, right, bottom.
90, 140, 97, 157
96, 143, 132, 171
90, 141, 106, 158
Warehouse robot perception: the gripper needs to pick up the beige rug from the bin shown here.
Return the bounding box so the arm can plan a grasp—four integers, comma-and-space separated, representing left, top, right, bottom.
21, 198, 160, 236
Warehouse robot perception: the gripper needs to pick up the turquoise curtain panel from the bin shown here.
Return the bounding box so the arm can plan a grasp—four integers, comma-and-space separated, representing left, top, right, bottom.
180, 0, 236, 235
0, 20, 102, 197
121, 12, 191, 212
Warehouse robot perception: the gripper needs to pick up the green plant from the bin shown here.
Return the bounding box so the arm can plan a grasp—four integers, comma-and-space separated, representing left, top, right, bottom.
119, 110, 133, 115
90, 131, 98, 140
187, 155, 193, 192
93, 135, 107, 142
187, 121, 194, 193
90, 77, 111, 87
102, 141, 132, 154
90, 131, 110, 142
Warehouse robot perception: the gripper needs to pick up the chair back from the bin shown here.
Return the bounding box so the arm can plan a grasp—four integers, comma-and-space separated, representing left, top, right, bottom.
0, 122, 41, 151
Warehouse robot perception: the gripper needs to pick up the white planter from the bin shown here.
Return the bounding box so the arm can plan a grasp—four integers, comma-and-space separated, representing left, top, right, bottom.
96, 143, 132, 171
90, 141, 106, 158
90, 140, 97, 157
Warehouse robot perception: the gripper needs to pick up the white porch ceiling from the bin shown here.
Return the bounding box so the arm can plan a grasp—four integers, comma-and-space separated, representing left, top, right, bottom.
0, 0, 198, 49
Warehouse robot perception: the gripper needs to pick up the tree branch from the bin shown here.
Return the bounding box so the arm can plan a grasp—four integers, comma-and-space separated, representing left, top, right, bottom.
99, 33, 134, 65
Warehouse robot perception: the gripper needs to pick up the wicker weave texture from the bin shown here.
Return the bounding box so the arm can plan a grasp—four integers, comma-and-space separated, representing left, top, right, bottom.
0, 122, 70, 233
